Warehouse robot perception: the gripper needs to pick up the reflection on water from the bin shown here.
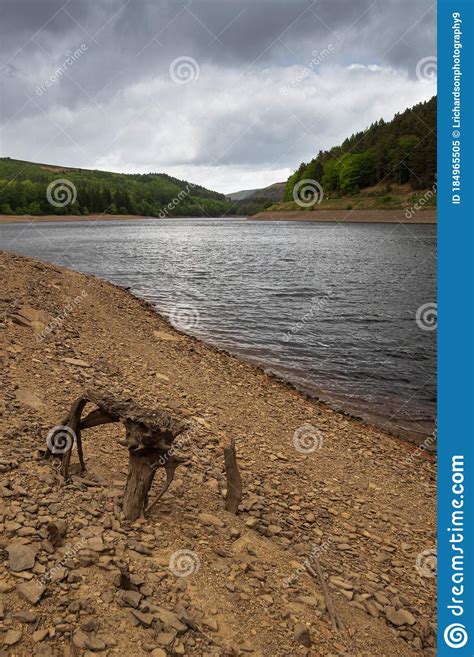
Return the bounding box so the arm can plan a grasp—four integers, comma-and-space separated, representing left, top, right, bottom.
0, 217, 437, 441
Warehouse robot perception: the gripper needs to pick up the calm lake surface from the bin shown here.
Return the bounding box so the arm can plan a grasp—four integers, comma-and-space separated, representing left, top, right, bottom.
1, 217, 437, 441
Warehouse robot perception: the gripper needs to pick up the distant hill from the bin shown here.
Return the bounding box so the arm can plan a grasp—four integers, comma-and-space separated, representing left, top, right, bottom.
227, 181, 286, 202
0, 158, 233, 218
283, 96, 436, 205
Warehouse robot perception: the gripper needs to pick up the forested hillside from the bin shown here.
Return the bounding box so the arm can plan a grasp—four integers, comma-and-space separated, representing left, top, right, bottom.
284, 96, 436, 201
0, 158, 233, 217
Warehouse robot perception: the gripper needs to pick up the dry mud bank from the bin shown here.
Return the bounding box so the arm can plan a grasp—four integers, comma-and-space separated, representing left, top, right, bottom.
0, 251, 436, 656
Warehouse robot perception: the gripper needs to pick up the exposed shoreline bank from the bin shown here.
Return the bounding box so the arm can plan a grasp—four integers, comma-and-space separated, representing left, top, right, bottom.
0, 250, 436, 656
0, 209, 436, 224
251, 209, 437, 223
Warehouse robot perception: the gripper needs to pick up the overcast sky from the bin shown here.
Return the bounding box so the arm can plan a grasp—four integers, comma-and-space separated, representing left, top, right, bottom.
0, 0, 436, 193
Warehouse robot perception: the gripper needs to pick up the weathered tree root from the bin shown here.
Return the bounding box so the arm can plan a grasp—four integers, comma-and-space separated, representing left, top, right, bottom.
45, 390, 188, 520
46, 390, 245, 521
145, 455, 188, 514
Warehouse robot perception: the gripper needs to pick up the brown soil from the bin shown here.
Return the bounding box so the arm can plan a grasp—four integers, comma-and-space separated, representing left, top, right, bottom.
0, 251, 436, 656
251, 210, 436, 223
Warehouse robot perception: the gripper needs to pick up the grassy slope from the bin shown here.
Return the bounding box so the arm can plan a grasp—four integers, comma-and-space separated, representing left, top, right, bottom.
266, 183, 437, 213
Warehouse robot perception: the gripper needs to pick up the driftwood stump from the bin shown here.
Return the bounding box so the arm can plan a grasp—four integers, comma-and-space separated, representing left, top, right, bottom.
46, 390, 244, 521
224, 438, 242, 514
45, 390, 188, 521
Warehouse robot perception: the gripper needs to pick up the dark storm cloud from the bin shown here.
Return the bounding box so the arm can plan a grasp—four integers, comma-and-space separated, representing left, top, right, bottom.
0, 0, 436, 192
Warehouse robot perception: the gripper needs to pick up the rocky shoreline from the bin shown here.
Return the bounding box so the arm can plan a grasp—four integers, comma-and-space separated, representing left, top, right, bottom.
251, 209, 436, 223
0, 250, 436, 656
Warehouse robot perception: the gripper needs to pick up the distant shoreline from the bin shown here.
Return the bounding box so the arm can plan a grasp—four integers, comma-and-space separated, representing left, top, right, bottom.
0, 213, 160, 223
251, 209, 437, 223
0, 209, 436, 224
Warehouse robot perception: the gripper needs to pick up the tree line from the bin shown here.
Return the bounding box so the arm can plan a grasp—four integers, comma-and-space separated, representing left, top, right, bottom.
284, 96, 436, 201
0, 159, 234, 217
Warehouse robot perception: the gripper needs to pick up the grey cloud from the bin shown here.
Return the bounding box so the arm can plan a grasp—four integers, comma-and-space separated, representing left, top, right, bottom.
0, 0, 436, 191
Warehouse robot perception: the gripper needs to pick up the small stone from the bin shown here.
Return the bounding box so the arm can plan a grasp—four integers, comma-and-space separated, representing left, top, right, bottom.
245, 518, 259, 529
81, 619, 100, 633
7, 543, 36, 572
72, 629, 90, 649
128, 541, 152, 556
88, 636, 106, 651
17, 581, 46, 605
329, 577, 353, 590
62, 357, 91, 367
294, 623, 311, 647
4, 629, 22, 646
374, 591, 390, 606
385, 607, 416, 626
154, 608, 187, 634
156, 633, 176, 647
131, 610, 154, 627
32, 629, 49, 643
151, 650, 167, 657
121, 591, 142, 608
49, 566, 68, 582
87, 536, 106, 552
198, 513, 225, 528
47, 521, 67, 547
14, 611, 38, 623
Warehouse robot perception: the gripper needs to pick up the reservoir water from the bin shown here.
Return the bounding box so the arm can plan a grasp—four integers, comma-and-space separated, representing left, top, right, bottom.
0, 217, 437, 442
